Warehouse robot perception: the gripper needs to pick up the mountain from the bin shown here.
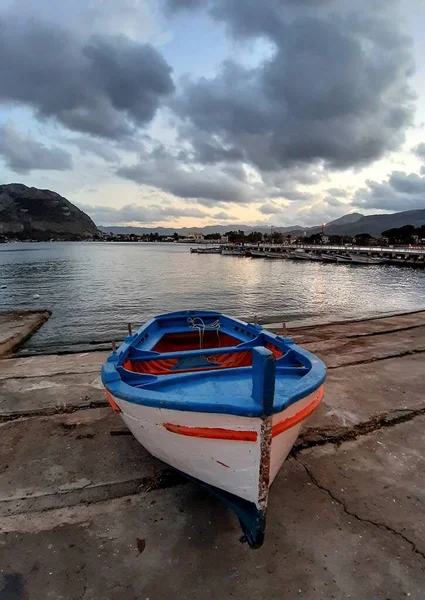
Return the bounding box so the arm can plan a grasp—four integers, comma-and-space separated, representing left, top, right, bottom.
99, 209, 425, 238
304, 213, 364, 235
324, 212, 364, 227
323, 209, 425, 237
4, 184, 421, 241
0, 184, 98, 240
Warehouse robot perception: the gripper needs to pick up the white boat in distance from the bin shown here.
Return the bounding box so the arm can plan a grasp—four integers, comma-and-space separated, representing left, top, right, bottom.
348, 254, 387, 265
290, 250, 312, 260
331, 253, 352, 263
265, 252, 288, 259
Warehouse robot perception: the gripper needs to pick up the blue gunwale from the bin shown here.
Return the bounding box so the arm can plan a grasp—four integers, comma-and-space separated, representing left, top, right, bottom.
101, 310, 326, 417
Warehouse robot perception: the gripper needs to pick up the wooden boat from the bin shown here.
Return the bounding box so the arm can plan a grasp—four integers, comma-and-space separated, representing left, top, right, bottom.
290, 250, 312, 260
102, 311, 326, 548
190, 246, 222, 254
197, 247, 222, 254
331, 253, 352, 263
222, 247, 246, 256
265, 252, 287, 259
249, 249, 267, 258
321, 253, 337, 262
308, 253, 323, 262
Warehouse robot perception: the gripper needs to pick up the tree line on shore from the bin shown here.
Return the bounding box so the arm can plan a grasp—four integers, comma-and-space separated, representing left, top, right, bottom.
217, 226, 425, 246
99, 225, 425, 245
4, 224, 423, 245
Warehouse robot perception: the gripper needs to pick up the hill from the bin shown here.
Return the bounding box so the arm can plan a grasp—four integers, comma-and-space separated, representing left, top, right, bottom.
324, 209, 425, 237
99, 209, 425, 238
323, 212, 364, 227
0, 184, 98, 240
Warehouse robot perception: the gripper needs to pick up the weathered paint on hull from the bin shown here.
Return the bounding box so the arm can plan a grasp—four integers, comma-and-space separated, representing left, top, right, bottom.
106, 385, 324, 508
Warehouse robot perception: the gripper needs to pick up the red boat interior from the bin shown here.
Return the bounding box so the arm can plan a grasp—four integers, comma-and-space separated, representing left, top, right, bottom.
122, 331, 284, 376
153, 330, 239, 352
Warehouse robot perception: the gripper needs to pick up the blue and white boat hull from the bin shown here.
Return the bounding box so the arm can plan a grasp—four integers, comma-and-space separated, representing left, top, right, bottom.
102, 310, 326, 547
106, 385, 323, 507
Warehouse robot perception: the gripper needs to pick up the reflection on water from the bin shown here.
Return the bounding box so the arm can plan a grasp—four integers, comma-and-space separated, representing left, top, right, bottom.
1, 242, 425, 352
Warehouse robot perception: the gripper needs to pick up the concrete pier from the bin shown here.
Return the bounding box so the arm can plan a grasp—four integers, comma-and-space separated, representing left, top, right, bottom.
0, 310, 51, 357
1, 311, 425, 599
259, 242, 425, 259
253, 243, 425, 266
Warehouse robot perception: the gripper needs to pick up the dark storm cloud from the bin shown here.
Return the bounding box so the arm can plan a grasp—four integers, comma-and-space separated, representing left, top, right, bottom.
0, 124, 73, 174
354, 171, 425, 211
257, 195, 347, 225
69, 137, 121, 163
213, 211, 232, 220
259, 202, 281, 215
326, 196, 346, 208
166, 0, 331, 20
389, 171, 425, 195
190, 137, 244, 165
165, 0, 204, 11
117, 144, 258, 204
0, 17, 174, 138
277, 191, 315, 202
413, 143, 425, 159
169, 0, 415, 173
78, 202, 209, 225
327, 188, 349, 198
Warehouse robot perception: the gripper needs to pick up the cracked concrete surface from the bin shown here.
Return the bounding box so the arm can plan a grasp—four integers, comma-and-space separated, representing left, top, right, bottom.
1, 311, 425, 599
296, 415, 425, 562
2, 457, 425, 599
295, 456, 425, 562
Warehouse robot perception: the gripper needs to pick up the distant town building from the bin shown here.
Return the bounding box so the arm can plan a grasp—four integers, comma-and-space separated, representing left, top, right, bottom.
188, 232, 204, 241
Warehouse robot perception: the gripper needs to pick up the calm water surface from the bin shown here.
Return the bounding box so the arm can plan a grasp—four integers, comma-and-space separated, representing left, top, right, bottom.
1, 242, 425, 352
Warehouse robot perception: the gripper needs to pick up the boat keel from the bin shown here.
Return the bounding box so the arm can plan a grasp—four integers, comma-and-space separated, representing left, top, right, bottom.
176, 470, 267, 549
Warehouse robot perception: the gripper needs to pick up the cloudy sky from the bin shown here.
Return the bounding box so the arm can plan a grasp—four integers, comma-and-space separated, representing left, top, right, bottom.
1, 0, 425, 228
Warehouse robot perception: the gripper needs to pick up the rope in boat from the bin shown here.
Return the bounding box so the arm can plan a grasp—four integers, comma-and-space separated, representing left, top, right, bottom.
187, 317, 221, 349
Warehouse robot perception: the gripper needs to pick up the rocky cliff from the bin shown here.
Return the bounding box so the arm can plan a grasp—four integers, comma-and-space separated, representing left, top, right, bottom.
0, 184, 98, 240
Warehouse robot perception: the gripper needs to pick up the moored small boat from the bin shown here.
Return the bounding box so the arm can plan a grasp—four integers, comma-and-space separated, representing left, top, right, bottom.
332, 253, 352, 263
290, 250, 312, 260
102, 311, 326, 548
308, 253, 323, 261
348, 253, 387, 265
321, 253, 337, 262
249, 249, 267, 258
222, 247, 246, 256
265, 252, 287, 259
196, 246, 222, 254
191, 246, 222, 254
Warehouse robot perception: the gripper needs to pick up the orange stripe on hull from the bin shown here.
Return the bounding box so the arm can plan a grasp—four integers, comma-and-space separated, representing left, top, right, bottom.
272, 387, 323, 438
163, 423, 258, 442
105, 391, 121, 414
163, 386, 323, 442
